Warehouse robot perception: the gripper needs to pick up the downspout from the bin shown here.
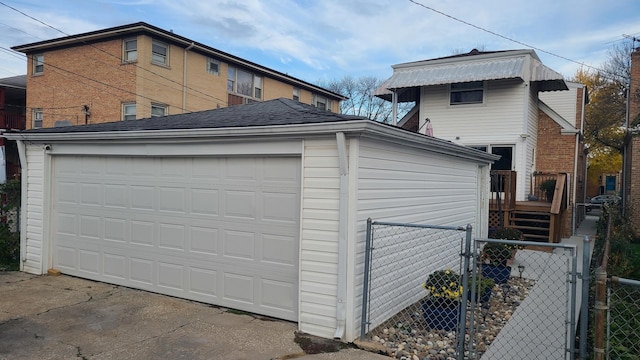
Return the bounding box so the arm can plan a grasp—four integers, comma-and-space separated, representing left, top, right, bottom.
16, 139, 27, 269
391, 90, 398, 126
572, 133, 579, 233
333, 132, 348, 339
183, 42, 195, 113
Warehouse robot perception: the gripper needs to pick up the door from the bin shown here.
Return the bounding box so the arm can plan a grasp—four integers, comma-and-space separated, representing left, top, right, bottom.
50, 155, 301, 321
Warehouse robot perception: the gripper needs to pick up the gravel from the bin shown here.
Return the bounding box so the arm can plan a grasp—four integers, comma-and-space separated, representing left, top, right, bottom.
367, 277, 536, 359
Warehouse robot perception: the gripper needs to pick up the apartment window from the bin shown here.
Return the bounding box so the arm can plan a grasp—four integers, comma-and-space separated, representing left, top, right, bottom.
123, 39, 137, 62
151, 40, 168, 66
32, 109, 43, 128
313, 94, 331, 111
33, 54, 44, 75
151, 103, 168, 117
293, 88, 300, 101
450, 81, 484, 105
123, 103, 136, 121
207, 58, 220, 75
227, 66, 262, 99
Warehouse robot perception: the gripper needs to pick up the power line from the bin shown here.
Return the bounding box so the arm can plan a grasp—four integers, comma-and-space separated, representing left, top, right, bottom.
0, 1, 228, 106
0, 45, 193, 116
407, 0, 629, 82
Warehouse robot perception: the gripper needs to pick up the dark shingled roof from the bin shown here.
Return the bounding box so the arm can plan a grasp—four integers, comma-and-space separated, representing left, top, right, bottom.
22, 98, 368, 134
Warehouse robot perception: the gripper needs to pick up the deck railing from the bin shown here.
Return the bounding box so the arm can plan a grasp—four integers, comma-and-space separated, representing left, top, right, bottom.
1, 112, 26, 130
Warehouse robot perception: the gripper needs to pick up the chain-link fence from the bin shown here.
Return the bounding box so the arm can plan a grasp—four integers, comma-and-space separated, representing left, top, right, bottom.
607, 277, 640, 359
360, 220, 471, 359
360, 219, 588, 359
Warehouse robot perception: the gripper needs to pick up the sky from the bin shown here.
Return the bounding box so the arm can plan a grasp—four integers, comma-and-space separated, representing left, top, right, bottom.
1, 0, 640, 86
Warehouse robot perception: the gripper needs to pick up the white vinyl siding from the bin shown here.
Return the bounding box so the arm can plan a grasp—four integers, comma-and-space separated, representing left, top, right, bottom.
22, 144, 46, 274
299, 138, 341, 338
352, 138, 481, 338
539, 84, 580, 127
420, 79, 525, 144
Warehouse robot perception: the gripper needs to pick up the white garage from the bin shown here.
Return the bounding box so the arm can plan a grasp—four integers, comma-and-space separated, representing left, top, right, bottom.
8, 98, 496, 341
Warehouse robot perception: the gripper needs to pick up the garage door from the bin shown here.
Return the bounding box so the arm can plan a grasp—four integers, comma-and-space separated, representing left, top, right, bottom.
51, 155, 300, 321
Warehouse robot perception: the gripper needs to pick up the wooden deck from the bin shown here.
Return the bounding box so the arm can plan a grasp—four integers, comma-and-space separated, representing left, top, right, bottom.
490, 200, 561, 243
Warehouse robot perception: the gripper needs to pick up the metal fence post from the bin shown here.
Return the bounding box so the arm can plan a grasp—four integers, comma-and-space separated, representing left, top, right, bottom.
360, 218, 373, 340
593, 268, 607, 360
579, 236, 590, 359
456, 224, 472, 360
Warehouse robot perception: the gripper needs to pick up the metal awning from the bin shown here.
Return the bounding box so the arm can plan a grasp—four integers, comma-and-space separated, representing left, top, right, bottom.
375, 53, 567, 101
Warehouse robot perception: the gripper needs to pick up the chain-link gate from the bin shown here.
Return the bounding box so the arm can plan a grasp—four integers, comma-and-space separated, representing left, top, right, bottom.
360, 219, 472, 359
468, 239, 579, 360
606, 277, 640, 359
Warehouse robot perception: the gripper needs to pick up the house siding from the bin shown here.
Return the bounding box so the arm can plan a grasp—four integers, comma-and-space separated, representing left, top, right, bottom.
539, 84, 580, 128
351, 138, 482, 339
22, 144, 45, 274
420, 79, 525, 145
299, 137, 341, 338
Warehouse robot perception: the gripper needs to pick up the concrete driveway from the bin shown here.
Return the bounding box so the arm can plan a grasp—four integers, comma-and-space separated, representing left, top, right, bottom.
0, 272, 387, 360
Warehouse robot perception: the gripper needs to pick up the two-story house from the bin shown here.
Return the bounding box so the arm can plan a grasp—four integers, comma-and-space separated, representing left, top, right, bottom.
11, 22, 344, 129
374, 49, 588, 241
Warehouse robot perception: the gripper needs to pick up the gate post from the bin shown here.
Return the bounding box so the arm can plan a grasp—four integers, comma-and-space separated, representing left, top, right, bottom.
360, 218, 373, 340
456, 224, 472, 360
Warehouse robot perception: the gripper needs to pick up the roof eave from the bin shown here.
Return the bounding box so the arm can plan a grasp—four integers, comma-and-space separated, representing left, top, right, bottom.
4, 121, 497, 164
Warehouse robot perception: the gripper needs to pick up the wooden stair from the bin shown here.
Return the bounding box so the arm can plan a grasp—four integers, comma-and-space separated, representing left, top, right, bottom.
509, 210, 551, 242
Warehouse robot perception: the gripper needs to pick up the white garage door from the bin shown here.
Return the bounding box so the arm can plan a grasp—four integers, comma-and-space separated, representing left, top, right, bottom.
51, 155, 300, 321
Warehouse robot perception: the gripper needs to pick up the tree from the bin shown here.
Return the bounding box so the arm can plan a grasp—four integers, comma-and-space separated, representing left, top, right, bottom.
319, 76, 414, 123
574, 68, 627, 153
573, 39, 637, 154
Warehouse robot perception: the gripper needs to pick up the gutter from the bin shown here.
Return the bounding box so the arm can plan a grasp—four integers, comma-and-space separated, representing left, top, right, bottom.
16, 140, 27, 269
5, 121, 499, 164
333, 132, 348, 339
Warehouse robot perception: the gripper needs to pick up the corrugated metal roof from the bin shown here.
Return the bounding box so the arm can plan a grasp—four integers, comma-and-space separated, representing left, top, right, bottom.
0, 75, 26, 89
374, 52, 567, 99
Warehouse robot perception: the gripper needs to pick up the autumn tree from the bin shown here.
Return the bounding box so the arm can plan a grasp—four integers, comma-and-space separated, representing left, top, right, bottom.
319, 76, 414, 123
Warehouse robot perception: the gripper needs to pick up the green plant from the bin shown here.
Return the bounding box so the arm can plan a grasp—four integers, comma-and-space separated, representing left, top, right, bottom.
490, 227, 525, 250
0, 179, 21, 271
422, 269, 463, 308
470, 276, 495, 294
481, 242, 513, 266
539, 179, 556, 200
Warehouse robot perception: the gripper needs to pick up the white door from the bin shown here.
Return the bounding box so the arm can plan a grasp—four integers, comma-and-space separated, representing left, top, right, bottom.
51, 155, 300, 321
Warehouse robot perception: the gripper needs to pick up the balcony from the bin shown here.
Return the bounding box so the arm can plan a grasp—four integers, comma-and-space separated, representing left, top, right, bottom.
1, 112, 26, 130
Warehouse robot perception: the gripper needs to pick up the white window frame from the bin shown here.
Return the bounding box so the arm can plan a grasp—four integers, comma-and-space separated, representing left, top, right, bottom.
293, 88, 300, 101
123, 38, 137, 62
449, 81, 484, 105
122, 103, 136, 121
32, 109, 43, 128
151, 103, 168, 117
207, 58, 220, 75
227, 66, 262, 100
33, 54, 44, 75
313, 94, 330, 111
151, 40, 169, 66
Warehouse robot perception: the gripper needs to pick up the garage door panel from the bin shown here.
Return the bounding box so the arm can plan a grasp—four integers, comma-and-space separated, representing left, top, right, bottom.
52, 155, 300, 321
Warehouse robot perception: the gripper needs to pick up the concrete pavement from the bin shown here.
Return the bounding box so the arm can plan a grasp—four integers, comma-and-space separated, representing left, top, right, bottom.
0, 272, 388, 359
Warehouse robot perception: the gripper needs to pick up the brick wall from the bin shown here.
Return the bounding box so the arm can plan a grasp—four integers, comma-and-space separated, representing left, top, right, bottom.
536, 108, 578, 237
26, 39, 136, 128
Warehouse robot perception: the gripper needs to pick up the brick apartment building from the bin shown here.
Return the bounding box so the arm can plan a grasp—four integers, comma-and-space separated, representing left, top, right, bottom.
12, 22, 345, 129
